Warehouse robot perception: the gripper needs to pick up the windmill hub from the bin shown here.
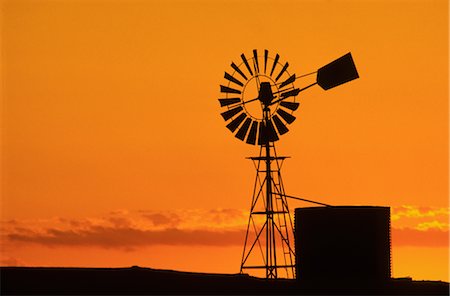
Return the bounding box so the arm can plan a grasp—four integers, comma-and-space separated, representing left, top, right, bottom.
240, 75, 278, 120
258, 82, 274, 106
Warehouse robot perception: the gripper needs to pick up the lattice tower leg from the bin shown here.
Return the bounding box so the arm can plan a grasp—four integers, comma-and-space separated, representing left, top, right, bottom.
239, 143, 296, 279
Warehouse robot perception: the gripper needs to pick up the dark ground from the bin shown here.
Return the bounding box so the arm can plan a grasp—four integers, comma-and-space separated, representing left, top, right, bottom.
1, 266, 448, 295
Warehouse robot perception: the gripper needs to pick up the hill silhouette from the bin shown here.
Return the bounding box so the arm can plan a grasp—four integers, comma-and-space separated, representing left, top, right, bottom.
1, 266, 448, 295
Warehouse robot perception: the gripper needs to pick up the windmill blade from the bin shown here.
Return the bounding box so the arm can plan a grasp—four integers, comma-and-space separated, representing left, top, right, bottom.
275, 62, 289, 82
317, 52, 359, 90
266, 119, 279, 142
219, 98, 241, 107
258, 122, 266, 146
272, 115, 289, 135
246, 121, 258, 145
264, 49, 268, 74
224, 72, 244, 87
279, 74, 296, 89
270, 53, 280, 76
253, 49, 259, 73
241, 53, 254, 76
236, 118, 252, 140
277, 108, 296, 124
220, 85, 241, 94
226, 113, 247, 132
280, 101, 299, 111
221, 106, 243, 121
280, 88, 300, 99
231, 62, 248, 81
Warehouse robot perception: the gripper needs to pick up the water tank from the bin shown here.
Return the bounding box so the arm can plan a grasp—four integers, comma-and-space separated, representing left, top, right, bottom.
294, 206, 391, 283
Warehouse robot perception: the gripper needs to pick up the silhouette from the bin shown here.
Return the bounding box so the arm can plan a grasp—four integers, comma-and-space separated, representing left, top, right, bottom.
317, 52, 359, 90
1, 266, 448, 294
295, 206, 391, 284
219, 50, 359, 146
220, 50, 360, 279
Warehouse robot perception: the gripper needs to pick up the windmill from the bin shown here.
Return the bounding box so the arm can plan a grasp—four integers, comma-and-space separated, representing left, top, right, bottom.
218, 50, 359, 279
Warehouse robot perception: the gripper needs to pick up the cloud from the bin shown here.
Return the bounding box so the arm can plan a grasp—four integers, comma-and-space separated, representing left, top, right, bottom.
415, 221, 448, 231
2, 206, 448, 250
7, 226, 245, 249
392, 228, 449, 247
138, 208, 248, 230
2, 209, 249, 250
390, 206, 449, 231
391, 206, 448, 221
140, 212, 181, 227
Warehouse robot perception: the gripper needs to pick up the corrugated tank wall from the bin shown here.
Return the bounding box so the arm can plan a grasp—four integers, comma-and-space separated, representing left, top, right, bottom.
294, 206, 391, 283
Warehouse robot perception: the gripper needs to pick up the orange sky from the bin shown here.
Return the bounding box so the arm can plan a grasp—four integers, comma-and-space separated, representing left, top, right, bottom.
1, 0, 449, 281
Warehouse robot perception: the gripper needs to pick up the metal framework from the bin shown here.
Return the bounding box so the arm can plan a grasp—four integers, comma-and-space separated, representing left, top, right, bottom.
240, 110, 296, 279
221, 50, 359, 280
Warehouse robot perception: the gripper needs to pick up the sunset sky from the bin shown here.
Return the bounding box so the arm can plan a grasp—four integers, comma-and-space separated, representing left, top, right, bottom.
1, 0, 448, 281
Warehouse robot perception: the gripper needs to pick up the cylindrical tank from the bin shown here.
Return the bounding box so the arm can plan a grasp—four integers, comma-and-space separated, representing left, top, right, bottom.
294, 206, 391, 283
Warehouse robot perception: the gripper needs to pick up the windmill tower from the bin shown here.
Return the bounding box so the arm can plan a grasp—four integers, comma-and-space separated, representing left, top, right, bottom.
218, 50, 359, 279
